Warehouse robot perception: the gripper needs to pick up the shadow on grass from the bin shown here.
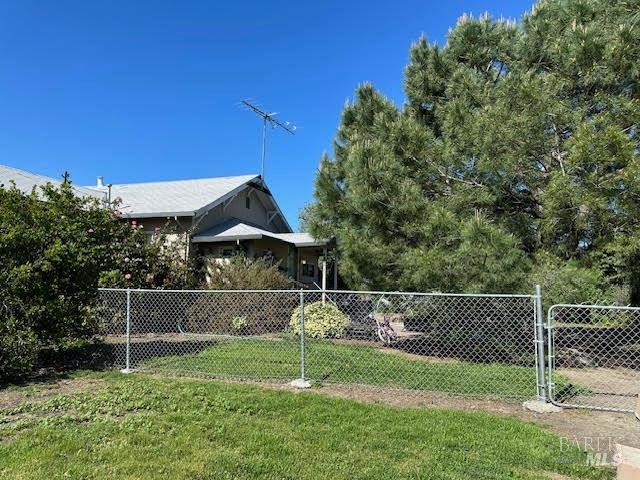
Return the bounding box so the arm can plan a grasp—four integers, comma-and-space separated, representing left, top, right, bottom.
128, 339, 217, 365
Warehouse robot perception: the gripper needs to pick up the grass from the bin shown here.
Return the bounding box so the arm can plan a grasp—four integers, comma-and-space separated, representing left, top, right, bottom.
141, 336, 547, 400
0, 372, 613, 480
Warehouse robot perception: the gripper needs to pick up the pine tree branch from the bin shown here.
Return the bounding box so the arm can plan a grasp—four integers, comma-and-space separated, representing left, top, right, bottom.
436, 168, 485, 188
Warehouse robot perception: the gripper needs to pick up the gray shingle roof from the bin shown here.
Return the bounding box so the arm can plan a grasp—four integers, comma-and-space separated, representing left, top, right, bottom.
97, 174, 260, 218
0, 164, 106, 200
1, 164, 293, 232
193, 218, 327, 247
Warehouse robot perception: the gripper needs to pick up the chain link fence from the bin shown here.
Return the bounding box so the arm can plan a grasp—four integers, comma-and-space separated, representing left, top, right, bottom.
97, 288, 544, 402
548, 304, 640, 413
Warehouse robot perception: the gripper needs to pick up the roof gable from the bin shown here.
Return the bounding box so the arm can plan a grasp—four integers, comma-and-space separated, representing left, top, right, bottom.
193, 218, 328, 247
101, 174, 260, 218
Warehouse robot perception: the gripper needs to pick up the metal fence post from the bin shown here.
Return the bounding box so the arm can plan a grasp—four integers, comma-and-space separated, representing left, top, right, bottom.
546, 306, 555, 404
121, 288, 132, 374
300, 289, 306, 380
290, 289, 311, 388
534, 284, 546, 402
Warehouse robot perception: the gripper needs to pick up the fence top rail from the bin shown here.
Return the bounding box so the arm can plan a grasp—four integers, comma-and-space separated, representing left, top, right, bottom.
549, 303, 640, 312
98, 287, 535, 298
98, 288, 299, 294
323, 289, 534, 298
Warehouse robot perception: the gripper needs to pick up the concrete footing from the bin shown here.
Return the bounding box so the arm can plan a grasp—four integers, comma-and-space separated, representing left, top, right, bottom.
290, 378, 312, 389
522, 400, 563, 413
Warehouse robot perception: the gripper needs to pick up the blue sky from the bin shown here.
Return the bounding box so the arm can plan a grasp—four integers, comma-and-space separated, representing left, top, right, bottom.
0, 0, 533, 229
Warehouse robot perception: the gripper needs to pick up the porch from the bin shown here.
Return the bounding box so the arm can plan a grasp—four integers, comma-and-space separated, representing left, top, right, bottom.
192, 218, 336, 288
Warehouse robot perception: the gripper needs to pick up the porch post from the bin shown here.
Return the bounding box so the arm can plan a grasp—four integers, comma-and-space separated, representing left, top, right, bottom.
333, 252, 338, 290
287, 245, 297, 280
321, 247, 327, 303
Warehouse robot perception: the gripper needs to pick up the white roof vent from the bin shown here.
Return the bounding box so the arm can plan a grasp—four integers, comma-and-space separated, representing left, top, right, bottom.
96, 176, 104, 188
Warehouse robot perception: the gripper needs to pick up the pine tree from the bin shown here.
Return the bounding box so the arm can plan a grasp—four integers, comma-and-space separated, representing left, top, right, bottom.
304, 0, 640, 299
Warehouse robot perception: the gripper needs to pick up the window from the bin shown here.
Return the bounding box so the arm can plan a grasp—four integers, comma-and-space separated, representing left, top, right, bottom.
302, 263, 315, 278
220, 248, 234, 257
245, 196, 251, 209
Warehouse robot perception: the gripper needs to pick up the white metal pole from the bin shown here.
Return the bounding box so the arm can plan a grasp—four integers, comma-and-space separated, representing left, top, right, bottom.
534, 284, 546, 402
121, 288, 132, 374
547, 305, 555, 404
290, 290, 310, 388
321, 247, 327, 304
261, 117, 267, 180
300, 289, 305, 381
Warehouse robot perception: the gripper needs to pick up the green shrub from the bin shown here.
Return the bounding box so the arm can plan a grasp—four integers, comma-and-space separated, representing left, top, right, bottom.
0, 179, 197, 382
0, 313, 39, 382
205, 255, 293, 290
290, 301, 350, 339
185, 291, 297, 336
180, 256, 295, 336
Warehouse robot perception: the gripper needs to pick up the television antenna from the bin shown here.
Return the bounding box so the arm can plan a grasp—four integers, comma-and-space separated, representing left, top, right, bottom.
241, 100, 296, 180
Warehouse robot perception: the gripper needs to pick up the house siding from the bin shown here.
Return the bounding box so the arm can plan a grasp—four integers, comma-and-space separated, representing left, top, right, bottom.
193, 188, 288, 235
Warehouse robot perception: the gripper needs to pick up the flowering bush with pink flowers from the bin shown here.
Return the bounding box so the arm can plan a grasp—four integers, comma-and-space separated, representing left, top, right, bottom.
0, 178, 198, 381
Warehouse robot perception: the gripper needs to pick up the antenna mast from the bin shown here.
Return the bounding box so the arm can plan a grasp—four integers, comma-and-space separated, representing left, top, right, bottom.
241, 100, 296, 180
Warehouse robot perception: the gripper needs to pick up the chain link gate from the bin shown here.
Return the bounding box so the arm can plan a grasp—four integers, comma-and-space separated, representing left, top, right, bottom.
547, 304, 640, 413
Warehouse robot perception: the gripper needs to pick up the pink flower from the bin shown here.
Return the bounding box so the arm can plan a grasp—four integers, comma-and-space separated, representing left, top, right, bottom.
88, 228, 94, 233
124, 273, 132, 280
131, 220, 137, 226
124, 257, 130, 263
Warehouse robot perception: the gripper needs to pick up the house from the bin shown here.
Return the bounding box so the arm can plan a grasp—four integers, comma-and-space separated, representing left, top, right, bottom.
0, 164, 336, 288
0, 163, 106, 201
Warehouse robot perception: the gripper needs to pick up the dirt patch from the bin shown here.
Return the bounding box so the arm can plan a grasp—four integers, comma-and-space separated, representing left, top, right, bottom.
0, 377, 105, 410
329, 337, 458, 363
0, 377, 140, 445
557, 367, 640, 411
374, 347, 460, 364
540, 473, 571, 480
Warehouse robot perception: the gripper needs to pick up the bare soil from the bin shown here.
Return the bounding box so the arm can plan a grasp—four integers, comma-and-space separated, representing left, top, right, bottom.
557, 367, 640, 411
374, 346, 461, 364
0, 377, 105, 410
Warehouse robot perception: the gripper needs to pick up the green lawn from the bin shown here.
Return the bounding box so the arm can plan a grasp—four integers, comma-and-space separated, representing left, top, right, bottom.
0, 372, 612, 480
140, 337, 541, 399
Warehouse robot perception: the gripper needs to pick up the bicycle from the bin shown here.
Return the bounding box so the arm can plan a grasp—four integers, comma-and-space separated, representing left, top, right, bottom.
371, 297, 397, 346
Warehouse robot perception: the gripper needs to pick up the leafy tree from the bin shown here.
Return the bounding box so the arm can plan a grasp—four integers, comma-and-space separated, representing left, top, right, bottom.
0, 179, 197, 381
304, 0, 639, 299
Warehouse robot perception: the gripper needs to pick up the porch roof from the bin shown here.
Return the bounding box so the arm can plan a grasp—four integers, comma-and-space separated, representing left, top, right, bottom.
192, 218, 328, 248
